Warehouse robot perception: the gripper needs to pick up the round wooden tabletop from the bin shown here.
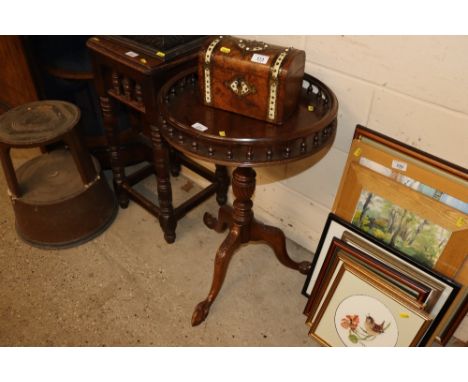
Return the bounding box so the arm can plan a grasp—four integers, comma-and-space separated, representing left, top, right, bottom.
159, 67, 338, 167
0, 100, 80, 147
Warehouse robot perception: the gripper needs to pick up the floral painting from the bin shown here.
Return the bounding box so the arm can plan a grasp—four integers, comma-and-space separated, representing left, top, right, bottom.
352, 190, 451, 268
334, 295, 398, 346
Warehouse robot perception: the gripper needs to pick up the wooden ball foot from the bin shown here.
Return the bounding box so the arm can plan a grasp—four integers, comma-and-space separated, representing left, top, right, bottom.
117, 193, 130, 209
192, 300, 212, 326
298, 261, 312, 275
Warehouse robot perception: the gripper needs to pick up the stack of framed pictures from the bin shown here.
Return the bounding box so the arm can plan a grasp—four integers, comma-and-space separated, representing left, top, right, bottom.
302, 125, 467, 346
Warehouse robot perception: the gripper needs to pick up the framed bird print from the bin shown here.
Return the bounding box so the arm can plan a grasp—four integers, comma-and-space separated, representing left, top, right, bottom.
308, 252, 433, 347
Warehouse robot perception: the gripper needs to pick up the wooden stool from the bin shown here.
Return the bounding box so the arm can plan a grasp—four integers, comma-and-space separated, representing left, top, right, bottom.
0, 100, 117, 248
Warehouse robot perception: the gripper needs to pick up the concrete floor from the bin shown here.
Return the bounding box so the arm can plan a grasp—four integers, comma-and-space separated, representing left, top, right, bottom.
0, 150, 318, 346
1, 150, 463, 347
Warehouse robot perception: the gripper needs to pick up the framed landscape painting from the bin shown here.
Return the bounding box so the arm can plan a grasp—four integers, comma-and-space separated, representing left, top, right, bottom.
352, 190, 451, 269
333, 125, 467, 282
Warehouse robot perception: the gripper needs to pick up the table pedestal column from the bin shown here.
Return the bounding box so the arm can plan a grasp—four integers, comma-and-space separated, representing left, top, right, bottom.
192, 166, 311, 326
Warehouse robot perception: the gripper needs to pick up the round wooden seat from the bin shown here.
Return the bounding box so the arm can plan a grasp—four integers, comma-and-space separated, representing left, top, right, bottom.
0, 100, 117, 248
0, 101, 80, 147
16, 149, 89, 203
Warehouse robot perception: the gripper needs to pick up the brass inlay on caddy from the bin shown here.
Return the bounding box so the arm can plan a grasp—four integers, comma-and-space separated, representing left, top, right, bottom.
203, 37, 222, 104
237, 39, 269, 52
267, 49, 289, 121
225, 77, 256, 97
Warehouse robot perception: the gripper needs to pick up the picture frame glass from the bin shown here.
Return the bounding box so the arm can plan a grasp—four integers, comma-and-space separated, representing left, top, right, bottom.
335, 295, 398, 346
352, 189, 452, 268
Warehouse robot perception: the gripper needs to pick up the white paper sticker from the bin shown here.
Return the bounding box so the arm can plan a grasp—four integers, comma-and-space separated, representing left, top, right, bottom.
360, 157, 393, 177
191, 122, 208, 132
392, 159, 408, 172
125, 51, 139, 58
251, 53, 270, 64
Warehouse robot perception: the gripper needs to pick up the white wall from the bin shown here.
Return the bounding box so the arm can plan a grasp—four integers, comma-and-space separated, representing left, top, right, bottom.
185, 36, 468, 341
238, 35, 468, 253
244, 36, 468, 343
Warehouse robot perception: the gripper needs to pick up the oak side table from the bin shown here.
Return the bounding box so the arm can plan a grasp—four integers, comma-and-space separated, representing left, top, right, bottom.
87, 36, 228, 243
159, 67, 338, 326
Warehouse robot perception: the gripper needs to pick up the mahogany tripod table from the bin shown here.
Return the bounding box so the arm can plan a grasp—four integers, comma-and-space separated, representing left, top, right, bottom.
159, 67, 338, 326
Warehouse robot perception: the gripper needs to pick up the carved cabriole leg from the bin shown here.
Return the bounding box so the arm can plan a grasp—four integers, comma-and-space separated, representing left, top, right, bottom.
250, 221, 311, 274
194, 166, 311, 325
203, 205, 233, 233
150, 121, 176, 244
99, 96, 129, 208
191, 227, 242, 326
192, 167, 255, 326
215, 164, 229, 206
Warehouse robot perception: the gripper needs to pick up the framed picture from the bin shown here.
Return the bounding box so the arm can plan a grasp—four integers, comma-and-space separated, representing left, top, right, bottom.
437, 290, 468, 345
307, 237, 435, 322
306, 237, 431, 326
333, 125, 467, 282
352, 125, 467, 181
308, 255, 433, 347
340, 230, 444, 313
302, 213, 460, 344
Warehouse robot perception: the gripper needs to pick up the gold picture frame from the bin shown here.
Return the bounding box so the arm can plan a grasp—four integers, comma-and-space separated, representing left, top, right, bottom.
333, 125, 467, 283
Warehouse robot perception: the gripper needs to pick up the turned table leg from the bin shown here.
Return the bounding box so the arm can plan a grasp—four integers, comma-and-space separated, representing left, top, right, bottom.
168, 147, 181, 177
151, 122, 177, 244
192, 166, 311, 326
100, 96, 129, 208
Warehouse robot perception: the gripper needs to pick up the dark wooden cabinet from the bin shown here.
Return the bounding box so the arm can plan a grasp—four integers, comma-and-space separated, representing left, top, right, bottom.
0, 36, 38, 114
